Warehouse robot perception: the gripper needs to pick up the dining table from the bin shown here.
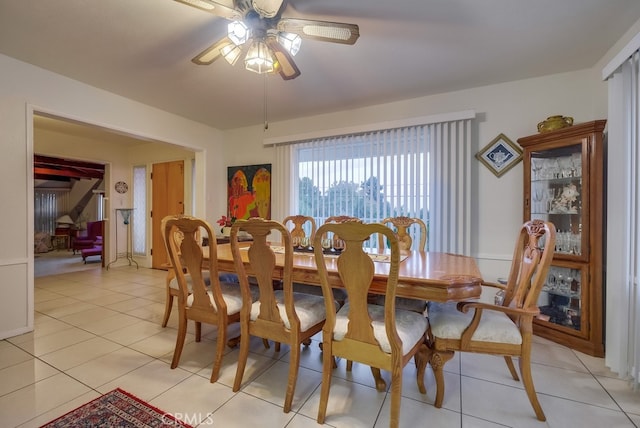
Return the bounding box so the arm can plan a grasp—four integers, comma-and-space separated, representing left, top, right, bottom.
207, 243, 484, 303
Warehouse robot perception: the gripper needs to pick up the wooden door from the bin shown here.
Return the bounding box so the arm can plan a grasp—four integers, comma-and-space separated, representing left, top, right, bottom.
151, 160, 184, 269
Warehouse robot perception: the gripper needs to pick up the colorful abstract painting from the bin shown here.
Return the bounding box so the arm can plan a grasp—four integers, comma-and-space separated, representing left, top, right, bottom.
227, 163, 272, 220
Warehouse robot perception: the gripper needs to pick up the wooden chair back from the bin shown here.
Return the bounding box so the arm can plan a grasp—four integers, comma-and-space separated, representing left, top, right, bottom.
378, 216, 427, 251
231, 218, 293, 332
282, 214, 316, 246
323, 215, 362, 248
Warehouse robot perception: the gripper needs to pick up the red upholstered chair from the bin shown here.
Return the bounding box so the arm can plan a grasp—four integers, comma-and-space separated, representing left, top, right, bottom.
72, 220, 103, 254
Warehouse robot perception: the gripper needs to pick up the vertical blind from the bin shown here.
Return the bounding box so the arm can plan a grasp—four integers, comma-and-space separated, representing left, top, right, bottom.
273, 116, 472, 255
34, 190, 70, 235
605, 47, 640, 390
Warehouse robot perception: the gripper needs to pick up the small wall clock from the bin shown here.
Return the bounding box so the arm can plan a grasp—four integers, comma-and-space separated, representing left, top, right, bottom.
114, 181, 128, 194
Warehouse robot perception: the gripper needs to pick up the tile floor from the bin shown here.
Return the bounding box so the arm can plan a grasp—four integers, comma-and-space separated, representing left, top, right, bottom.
2, 265, 640, 427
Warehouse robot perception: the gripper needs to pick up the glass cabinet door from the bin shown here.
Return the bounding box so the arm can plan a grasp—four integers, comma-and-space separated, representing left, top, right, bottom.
536, 264, 586, 333
529, 143, 586, 260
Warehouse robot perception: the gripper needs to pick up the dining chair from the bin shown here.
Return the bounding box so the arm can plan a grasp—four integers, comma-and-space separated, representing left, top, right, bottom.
230, 218, 328, 413
426, 219, 556, 421
282, 214, 316, 247
161, 215, 246, 383
377, 216, 427, 252
313, 221, 430, 428
374, 216, 429, 314
161, 225, 208, 328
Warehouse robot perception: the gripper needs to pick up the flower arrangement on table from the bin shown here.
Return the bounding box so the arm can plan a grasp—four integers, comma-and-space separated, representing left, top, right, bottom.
216, 205, 238, 236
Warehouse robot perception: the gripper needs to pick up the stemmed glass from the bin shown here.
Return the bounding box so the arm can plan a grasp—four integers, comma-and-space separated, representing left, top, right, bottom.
533, 183, 544, 213
333, 238, 345, 252
531, 158, 543, 180
321, 237, 333, 253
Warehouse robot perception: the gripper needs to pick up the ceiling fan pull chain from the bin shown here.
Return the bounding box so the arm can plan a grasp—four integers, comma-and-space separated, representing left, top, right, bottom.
264, 73, 269, 131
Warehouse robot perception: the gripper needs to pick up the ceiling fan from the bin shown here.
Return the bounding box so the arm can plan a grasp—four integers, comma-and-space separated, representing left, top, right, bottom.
175, 0, 360, 80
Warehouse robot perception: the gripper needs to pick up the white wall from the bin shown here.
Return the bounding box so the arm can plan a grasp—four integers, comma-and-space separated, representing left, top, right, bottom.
0, 53, 225, 339
222, 67, 607, 282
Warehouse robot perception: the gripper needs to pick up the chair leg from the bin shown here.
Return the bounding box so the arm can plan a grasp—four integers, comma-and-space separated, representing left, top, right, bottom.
210, 321, 227, 383
371, 366, 386, 391
232, 323, 251, 391
284, 343, 301, 413
317, 342, 333, 424
389, 372, 402, 428
171, 315, 188, 369
346, 360, 353, 371
414, 344, 429, 394
504, 356, 520, 381
430, 350, 454, 408
195, 321, 202, 342
519, 353, 546, 421
161, 290, 173, 328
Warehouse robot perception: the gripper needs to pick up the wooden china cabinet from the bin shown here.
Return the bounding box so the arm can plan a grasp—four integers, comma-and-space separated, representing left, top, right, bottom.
518, 120, 606, 357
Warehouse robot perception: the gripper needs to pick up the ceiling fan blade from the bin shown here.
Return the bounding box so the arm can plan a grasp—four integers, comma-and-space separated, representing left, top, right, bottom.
191, 36, 236, 65
174, 0, 242, 21
277, 18, 359, 45
266, 37, 300, 80
251, 0, 285, 18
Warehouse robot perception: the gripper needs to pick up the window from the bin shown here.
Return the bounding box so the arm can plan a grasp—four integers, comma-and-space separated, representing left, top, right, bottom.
273, 112, 474, 254
294, 130, 427, 249
132, 165, 147, 255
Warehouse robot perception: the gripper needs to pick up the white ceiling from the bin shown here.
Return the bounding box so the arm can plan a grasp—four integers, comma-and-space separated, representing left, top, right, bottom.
2, 0, 640, 131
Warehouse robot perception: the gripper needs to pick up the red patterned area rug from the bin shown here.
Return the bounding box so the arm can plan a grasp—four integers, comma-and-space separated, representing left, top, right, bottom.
40, 388, 192, 427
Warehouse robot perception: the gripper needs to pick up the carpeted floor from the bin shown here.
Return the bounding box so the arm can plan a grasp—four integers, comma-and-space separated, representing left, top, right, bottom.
39, 388, 191, 428
34, 249, 102, 277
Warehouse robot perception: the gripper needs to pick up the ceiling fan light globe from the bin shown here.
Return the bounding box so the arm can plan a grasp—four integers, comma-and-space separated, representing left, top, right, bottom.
245, 40, 274, 74
228, 21, 250, 45
278, 32, 301, 56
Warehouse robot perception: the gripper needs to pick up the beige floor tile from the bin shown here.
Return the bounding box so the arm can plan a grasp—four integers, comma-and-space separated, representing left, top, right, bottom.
104, 296, 154, 312
78, 312, 142, 335
158, 337, 219, 373
596, 375, 640, 415
0, 359, 60, 396
376, 393, 461, 428
538, 392, 635, 428
241, 360, 322, 411
206, 391, 294, 428
17, 390, 101, 428
58, 306, 121, 327
11, 327, 95, 356
149, 374, 235, 426
196, 347, 277, 388
532, 364, 618, 409
96, 359, 192, 401
65, 346, 154, 388
102, 319, 165, 345
0, 373, 92, 427
299, 376, 386, 427
129, 328, 195, 358
0, 341, 34, 369
39, 336, 122, 371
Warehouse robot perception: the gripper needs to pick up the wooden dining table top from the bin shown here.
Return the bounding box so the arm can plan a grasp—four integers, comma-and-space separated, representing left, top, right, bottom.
205, 243, 483, 303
